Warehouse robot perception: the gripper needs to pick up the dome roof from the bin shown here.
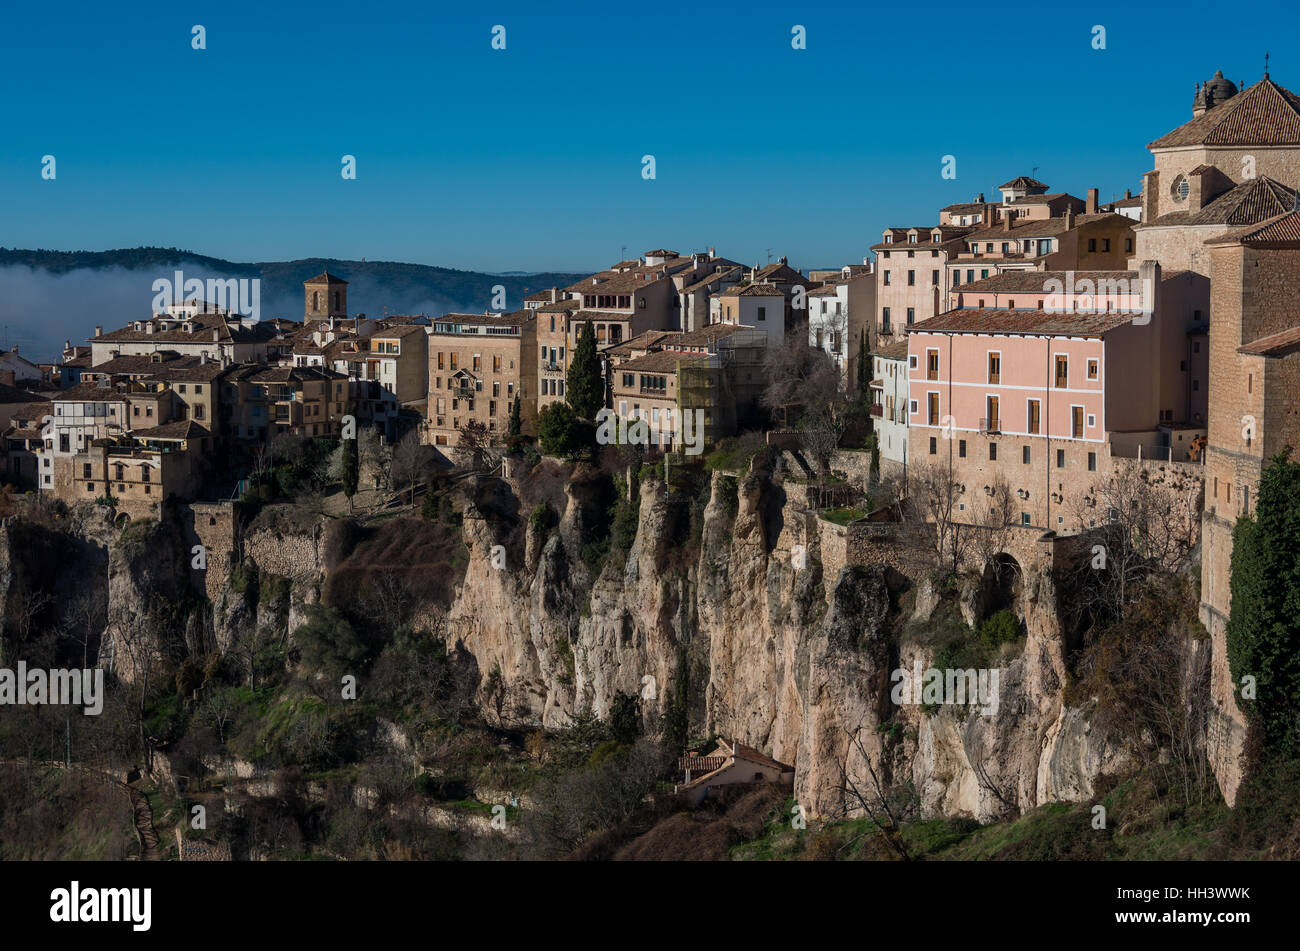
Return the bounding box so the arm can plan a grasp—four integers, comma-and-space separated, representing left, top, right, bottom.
1202, 70, 1239, 109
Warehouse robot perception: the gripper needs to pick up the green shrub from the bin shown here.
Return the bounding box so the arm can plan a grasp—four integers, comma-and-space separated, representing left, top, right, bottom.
979, 609, 1022, 649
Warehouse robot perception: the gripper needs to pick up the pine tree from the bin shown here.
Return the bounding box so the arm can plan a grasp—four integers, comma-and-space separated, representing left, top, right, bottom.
566, 319, 603, 420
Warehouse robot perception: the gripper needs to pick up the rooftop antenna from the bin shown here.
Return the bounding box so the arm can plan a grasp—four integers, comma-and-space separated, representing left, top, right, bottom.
621, 245, 627, 262
1265, 51, 1270, 80
766, 248, 773, 264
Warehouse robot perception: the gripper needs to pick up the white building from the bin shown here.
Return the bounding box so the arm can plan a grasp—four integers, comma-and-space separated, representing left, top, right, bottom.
868, 339, 910, 480
806, 264, 876, 388
711, 283, 785, 346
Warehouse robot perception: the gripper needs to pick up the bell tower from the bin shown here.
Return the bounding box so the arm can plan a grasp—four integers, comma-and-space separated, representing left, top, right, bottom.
304, 271, 348, 322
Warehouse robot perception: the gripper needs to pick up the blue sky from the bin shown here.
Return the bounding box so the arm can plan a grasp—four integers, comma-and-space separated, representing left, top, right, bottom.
2, 0, 1297, 273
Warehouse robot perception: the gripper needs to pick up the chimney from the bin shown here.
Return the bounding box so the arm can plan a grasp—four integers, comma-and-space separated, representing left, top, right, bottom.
1138, 260, 1161, 314
200, 352, 208, 365
708, 247, 715, 256
1065, 207, 1075, 229
1086, 188, 1099, 215
94, 325, 103, 338
1004, 214, 1012, 232
1124, 188, 1132, 199
977, 192, 985, 203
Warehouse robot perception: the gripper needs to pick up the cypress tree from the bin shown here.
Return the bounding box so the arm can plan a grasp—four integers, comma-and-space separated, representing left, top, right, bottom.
1226, 452, 1300, 755
566, 319, 603, 420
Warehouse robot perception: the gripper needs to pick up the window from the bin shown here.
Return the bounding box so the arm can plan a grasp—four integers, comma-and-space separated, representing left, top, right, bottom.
989, 442, 997, 461
884, 271, 891, 286
1027, 399, 1041, 434
1125, 238, 1133, 252
82, 463, 92, 478
926, 349, 939, 381
1022, 512, 1031, 526
1088, 238, 1097, 252
927, 392, 939, 425
908, 353, 917, 370
1055, 355, 1068, 388
907, 308, 915, 325
1072, 406, 1084, 439
1171, 174, 1190, 202
1022, 445, 1030, 464
883, 307, 892, 332
959, 439, 967, 458
757, 306, 766, 321
929, 436, 937, 455
1088, 452, 1097, 471
907, 270, 915, 286
1057, 448, 1066, 468
987, 351, 1000, 384
931, 270, 939, 285
1102, 238, 1111, 252
1087, 414, 1096, 427
1087, 358, 1098, 380
909, 398, 918, 415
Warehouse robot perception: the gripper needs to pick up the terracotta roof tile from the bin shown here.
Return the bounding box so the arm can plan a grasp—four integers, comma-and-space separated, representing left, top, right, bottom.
1149, 78, 1300, 148
916, 307, 1137, 337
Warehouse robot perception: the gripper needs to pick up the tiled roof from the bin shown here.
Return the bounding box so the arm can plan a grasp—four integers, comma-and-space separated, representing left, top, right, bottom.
724, 739, 794, 773
1007, 192, 1077, 205
232, 365, 345, 383
874, 339, 911, 360
681, 266, 743, 295
960, 212, 1123, 242
940, 201, 988, 214
1238, 325, 1300, 356
52, 382, 130, 402
916, 307, 1137, 337
956, 270, 1137, 293
1149, 78, 1300, 148
617, 351, 698, 374
132, 420, 213, 440
93, 316, 282, 345
304, 271, 348, 285
370, 323, 426, 338
565, 267, 672, 294
535, 298, 582, 312
999, 176, 1049, 190
1147, 177, 1298, 228
0, 383, 49, 405
719, 283, 783, 297
432, 310, 535, 329
1208, 209, 1300, 246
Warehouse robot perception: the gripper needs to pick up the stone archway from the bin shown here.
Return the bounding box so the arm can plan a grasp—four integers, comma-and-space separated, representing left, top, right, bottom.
983, 552, 1022, 615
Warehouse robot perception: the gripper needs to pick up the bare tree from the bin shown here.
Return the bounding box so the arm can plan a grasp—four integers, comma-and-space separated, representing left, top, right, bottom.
1065, 462, 1200, 623
762, 324, 847, 429
390, 430, 426, 507
829, 725, 919, 860
905, 459, 974, 576
970, 477, 1020, 578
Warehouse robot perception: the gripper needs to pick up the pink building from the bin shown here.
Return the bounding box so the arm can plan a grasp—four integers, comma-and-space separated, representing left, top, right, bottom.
906, 263, 1207, 530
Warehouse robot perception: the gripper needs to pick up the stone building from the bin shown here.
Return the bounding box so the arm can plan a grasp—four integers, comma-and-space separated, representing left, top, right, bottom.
424, 311, 537, 448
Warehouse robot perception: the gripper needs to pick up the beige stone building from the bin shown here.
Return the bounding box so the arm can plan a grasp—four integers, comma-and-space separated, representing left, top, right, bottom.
425, 311, 537, 447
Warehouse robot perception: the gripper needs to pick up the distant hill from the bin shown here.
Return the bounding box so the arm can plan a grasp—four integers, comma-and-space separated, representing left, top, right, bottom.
0, 247, 589, 362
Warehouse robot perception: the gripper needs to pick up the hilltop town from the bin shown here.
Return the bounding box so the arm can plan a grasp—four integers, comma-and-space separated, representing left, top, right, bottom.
3, 67, 1300, 861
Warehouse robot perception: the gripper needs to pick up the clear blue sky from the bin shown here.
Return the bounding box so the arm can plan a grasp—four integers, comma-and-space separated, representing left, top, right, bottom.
2, 0, 1296, 272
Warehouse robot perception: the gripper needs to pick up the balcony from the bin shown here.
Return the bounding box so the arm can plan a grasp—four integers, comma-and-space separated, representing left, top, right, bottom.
869, 404, 883, 418
979, 417, 1001, 434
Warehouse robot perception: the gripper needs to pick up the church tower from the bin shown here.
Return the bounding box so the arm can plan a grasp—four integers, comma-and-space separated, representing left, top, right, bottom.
304, 271, 348, 322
